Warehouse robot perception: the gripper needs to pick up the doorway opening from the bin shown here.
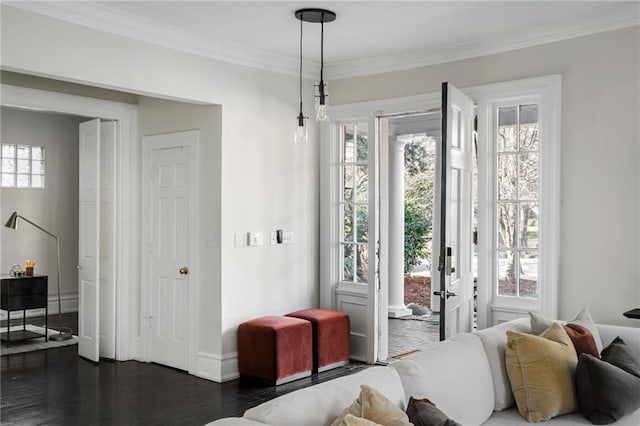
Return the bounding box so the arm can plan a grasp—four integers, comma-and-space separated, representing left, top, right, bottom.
380, 111, 442, 358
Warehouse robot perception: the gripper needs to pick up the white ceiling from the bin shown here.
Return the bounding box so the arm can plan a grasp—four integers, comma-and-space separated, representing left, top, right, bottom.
8, 1, 640, 79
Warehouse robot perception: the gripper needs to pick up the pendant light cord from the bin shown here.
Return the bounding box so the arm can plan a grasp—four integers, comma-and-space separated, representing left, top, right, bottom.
299, 13, 303, 115
320, 16, 324, 83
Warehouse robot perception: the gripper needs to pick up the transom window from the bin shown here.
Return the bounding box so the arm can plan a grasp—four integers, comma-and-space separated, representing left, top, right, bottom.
340, 123, 369, 284
1, 143, 46, 189
496, 104, 539, 299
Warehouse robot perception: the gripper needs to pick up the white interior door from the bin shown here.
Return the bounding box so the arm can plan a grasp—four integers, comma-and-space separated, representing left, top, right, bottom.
434, 83, 475, 340
145, 131, 197, 372
99, 121, 116, 359
78, 118, 101, 362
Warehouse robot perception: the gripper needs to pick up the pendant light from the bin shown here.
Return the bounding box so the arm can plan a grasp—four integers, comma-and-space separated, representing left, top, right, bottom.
295, 8, 337, 127
294, 9, 308, 144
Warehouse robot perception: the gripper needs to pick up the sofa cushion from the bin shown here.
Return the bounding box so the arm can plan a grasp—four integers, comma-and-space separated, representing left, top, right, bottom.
476, 317, 531, 411
392, 333, 494, 425
506, 323, 578, 422
331, 385, 411, 426
596, 324, 640, 350
530, 308, 603, 353
406, 397, 461, 426
243, 366, 405, 426
576, 352, 640, 425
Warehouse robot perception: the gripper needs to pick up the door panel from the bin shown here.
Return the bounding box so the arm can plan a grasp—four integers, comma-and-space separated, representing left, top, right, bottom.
436, 83, 475, 340
78, 119, 101, 362
148, 138, 191, 371
99, 121, 116, 359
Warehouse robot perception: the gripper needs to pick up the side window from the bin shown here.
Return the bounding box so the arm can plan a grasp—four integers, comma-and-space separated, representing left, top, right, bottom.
340, 123, 369, 284
1, 143, 46, 189
495, 104, 539, 300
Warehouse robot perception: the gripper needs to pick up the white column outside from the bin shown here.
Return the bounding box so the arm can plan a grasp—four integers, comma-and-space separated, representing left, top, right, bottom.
388, 136, 413, 318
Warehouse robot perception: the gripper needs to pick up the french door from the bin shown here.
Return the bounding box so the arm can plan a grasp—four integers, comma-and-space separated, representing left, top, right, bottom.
328, 118, 380, 364
434, 83, 476, 340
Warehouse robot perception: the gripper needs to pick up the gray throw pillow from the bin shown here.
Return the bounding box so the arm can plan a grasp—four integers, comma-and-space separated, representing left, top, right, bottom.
575, 353, 640, 425
405, 397, 461, 426
600, 336, 640, 378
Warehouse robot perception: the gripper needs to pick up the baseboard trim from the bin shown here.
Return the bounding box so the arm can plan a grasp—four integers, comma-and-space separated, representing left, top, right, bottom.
195, 351, 239, 383
0, 292, 78, 320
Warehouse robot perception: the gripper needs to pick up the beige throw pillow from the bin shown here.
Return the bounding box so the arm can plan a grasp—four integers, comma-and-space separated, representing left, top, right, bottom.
336, 414, 384, 426
506, 323, 579, 422
331, 385, 412, 426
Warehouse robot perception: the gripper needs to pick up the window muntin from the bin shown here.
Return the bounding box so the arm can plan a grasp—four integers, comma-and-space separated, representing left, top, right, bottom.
340, 123, 369, 284
496, 104, 539, 299
1, 143, 45, 189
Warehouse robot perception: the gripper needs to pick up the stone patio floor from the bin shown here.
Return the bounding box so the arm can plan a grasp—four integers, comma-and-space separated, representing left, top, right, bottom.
387, 313, 440, 358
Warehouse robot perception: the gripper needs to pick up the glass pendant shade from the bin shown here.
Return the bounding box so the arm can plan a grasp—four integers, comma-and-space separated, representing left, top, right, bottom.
295, 116, 308, 144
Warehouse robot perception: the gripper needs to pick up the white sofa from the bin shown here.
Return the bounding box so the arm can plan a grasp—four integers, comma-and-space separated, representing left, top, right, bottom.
208, 319, 640, 425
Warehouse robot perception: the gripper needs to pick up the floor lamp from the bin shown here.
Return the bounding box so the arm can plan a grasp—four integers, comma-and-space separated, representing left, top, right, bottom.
4, 211, 72, 341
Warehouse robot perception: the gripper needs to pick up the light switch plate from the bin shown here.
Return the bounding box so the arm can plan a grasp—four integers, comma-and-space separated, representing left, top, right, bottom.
249, 232, 264, 247
283, 232, 294, 244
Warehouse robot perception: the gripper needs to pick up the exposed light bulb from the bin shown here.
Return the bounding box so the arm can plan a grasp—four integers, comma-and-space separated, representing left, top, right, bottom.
316, 104, 328, 122
315, 80, 329, 122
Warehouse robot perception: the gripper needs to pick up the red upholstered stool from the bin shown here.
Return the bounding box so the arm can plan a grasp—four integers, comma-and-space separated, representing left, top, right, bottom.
238, 316, 312, 385
286, 309, 350, 372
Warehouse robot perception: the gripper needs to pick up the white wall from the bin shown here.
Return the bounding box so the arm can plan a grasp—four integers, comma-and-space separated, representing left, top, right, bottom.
330, 26, 640, 326
1, 5, 319, 380
1, 107, 86, 314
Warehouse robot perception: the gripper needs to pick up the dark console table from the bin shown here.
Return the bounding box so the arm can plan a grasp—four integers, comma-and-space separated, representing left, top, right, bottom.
623, 308, 640, 319
1, 275, 48, 345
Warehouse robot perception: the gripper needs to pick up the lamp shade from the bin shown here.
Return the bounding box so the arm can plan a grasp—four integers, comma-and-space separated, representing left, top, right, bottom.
4, 211, 18, 229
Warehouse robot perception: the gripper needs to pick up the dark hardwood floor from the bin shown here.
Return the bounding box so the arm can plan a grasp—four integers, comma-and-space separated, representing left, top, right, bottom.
1, 313, 367, 425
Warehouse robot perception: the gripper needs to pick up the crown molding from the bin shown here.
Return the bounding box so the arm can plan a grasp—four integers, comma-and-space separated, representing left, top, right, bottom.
7, 2, 639, 81
324, 15, 640, 80
7, 1, 321, 79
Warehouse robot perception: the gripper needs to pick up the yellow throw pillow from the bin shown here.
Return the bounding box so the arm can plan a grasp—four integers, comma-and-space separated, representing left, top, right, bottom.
331, 385, 412, 426
336, 414, 384, 426
506, 322, 579, 422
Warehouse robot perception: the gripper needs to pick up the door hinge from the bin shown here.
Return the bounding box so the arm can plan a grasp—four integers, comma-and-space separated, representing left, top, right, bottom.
438, 247, 455, 276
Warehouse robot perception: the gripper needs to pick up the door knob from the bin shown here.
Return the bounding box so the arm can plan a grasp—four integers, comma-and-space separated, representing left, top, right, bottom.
179, 267, 189, 275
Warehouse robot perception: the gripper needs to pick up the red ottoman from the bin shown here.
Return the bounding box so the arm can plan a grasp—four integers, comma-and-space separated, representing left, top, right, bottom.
286, 309, 350, 372
238, 316, 312, 385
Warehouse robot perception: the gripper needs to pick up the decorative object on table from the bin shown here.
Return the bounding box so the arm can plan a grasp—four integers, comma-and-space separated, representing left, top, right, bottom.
9, 264, 23, 277
25, 259, 36, 276
4, 211, 72, 341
